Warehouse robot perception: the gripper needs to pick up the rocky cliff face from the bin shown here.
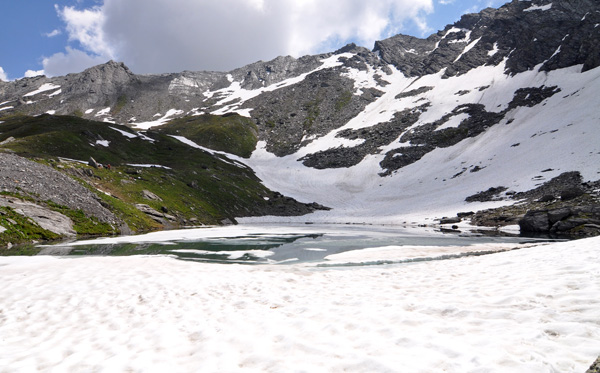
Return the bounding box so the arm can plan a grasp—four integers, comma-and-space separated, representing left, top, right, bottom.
375, 0, 600, 77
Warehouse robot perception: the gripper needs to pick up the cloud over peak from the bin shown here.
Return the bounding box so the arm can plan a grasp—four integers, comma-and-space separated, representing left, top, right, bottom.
42, 0, 434, 76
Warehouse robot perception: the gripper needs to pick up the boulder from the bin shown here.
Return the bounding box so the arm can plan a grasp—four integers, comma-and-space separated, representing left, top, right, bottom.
439, 217, 462, 225
520, 205, 600, 236
519, 210, 550, 232
0, 196, 76, 237
88, 157, 100, 169
560, 187, 585, 201
547, 207, 572, 225
142, 190, 162, 201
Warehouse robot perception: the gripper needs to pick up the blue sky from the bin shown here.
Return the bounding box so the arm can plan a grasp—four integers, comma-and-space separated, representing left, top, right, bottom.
0, 0, 507, 80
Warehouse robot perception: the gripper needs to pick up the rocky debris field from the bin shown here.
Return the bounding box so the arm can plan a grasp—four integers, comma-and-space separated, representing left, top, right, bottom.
0, 152, 118, 224
449, 172, 600, 238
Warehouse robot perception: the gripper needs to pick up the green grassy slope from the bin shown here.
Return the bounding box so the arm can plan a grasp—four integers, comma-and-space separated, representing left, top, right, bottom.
0, 114, 315, 242
157, 113, 258, 158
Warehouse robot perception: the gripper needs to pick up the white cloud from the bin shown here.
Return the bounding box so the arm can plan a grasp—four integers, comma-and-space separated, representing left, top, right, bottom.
0, 66, 7, 81
42, 47, 109, 77
24, 69, 45, 78
57, 4, 114, 58
45, 29, 62, 38
49, 0, 433, 75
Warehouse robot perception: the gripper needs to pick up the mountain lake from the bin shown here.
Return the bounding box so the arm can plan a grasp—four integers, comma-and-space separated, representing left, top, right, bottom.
29, 224, 561, 266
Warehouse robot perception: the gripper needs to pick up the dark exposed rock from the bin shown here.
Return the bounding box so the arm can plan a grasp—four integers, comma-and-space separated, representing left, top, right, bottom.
507, 86, 561, 109
439, 217, 462, 225
586, 356, 600, 373
513, 171, 584, 201
537, 195, 555, 203
560, 187, 585, 201
247, 66, 383, 156
135, 203, 177, 225
373, 0, 600, 78
519, 210, 551, 232
377, 95, 554, 175
395, 86, 434, 99
379, 145, 434, 177
230, 55, 326, 91
469, 172, 600, 232
300, 105, 425, 169
466, 187, 508, 203
519, 205, 600, 236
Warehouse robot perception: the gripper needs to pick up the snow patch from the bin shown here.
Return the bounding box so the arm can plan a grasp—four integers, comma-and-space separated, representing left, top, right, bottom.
95, 107, 111, 117
488, 42, 499, 57
524, 3, 552, 12
134, 109, 184, 130
342, 64, 382, 95
454, 37, 482, 62
435, 113, 470, 131
109, 127, 137, 139
48, 89, 62, 97
126, 164, 172, 170
169, 135, 248, 168
447, 29, 472, 44
23, 83, 61, 97
548, 45, 562, 60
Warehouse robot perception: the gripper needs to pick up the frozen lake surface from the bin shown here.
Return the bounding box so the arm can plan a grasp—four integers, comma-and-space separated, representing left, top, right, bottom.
1, 227, 599, 371
37, 224, 551, 265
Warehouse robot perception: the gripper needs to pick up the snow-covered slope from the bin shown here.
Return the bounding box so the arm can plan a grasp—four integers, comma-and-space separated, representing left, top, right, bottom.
240, 60, 600, 224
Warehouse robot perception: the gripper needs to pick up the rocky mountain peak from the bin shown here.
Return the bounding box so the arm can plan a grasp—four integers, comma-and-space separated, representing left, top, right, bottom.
373, 0, 600, 78
66, 60, 136, 97
229, 54, 326, 90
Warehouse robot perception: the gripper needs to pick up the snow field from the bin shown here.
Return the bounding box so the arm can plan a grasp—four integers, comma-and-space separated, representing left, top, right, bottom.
0, 236, 599, 372
240, 63, 600, 224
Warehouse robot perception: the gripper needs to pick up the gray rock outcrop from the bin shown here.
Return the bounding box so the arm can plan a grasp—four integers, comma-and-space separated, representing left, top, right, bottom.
0, 196, 76, 236
0, 152, 119, 225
